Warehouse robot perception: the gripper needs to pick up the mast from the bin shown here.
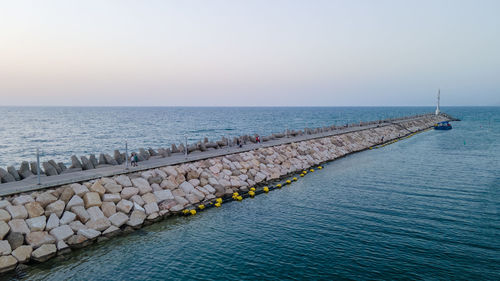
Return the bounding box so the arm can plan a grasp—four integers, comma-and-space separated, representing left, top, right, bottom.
435, 89, 440, 115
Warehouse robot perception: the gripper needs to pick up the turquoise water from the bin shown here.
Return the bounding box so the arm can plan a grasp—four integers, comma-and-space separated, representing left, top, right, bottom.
1, 107, 499, 280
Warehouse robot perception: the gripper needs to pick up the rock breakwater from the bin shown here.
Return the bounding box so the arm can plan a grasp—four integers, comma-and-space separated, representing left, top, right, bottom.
0, 114, 449, 273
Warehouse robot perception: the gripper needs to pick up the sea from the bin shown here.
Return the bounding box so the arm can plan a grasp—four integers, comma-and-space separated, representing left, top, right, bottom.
0, 106, 498, 280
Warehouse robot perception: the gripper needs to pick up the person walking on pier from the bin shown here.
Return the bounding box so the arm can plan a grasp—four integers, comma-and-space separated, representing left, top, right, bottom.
131, 152, 138, 167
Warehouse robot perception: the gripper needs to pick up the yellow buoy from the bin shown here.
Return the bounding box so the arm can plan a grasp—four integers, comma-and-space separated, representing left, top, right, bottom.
300, 174, 304, 177
263, 186, 269, 193
233, 192, 239, 197
250, 187, 256, 191
236, 195, 243, 201
198, 204, 205, 210
286, 180, 291, 184
216, 198, 223, 203
215, 202, 221, 207
302, 171, 307, 174
190, 209, 197, 215
276, 184, 282, 188
318, 166, 323, 169
182, 209, 189, 215
293, 177, 297, 181
249, 190, 255, 197
310, 169, 315, 172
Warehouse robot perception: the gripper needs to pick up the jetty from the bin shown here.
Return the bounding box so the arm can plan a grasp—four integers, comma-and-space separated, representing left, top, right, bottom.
0, 112, 452, 273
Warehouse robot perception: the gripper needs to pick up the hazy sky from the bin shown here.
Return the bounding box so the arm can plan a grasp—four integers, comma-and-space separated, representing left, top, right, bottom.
1, 0, 499, 106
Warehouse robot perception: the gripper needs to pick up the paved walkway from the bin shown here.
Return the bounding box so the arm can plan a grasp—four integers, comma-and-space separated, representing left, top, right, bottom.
0, 114, 443, 196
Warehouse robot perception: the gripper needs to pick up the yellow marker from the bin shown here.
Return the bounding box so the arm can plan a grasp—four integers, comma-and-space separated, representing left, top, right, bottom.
249, 191, 255, 197
293, 177, 297, 181
276, 184, 282, 188
302, 171, 307, 174
310, 169, 315, 172
233, 192, 239, 197
263, 186, 269, 193
300, 174, 304, 177
250, 187, 256, 191
182, 209, 189, 215
198, 204, 205, 210
190, 209, 197, 215
236, 195, 243, 201
286, 180, 291, 184
318, 166, 323, 169
216, 198, 223, 203
215, 202, 221, 207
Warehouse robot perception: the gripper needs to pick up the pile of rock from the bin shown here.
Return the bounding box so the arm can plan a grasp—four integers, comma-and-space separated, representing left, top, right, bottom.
0, 115, 447, 273
0, 114, 438, 184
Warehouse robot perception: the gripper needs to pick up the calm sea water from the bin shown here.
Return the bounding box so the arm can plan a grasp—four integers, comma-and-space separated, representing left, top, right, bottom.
1, 107, 499, 280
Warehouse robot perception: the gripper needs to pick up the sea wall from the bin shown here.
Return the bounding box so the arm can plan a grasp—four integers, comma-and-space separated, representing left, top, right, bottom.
0, 114, 448, 273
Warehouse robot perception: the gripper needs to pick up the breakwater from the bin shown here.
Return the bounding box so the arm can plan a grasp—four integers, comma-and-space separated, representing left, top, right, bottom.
0, 113, 450, 273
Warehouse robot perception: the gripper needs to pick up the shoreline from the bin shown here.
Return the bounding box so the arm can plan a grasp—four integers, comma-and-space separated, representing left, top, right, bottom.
0, 114, 450, 273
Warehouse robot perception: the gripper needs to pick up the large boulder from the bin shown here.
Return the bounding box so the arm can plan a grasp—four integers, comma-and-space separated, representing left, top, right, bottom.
49, 225, 74, 241
48, 160, 62, 174
31, 244, 57, 262
0, 210, 10, 222
45, 200, 65, 218
115, 175, 132, 187
18, 161, 33, 179
101, 202, 116, 218
109, 212, 128, 227
0, 240, 11, 255
8, 219, 30, 234
6, 205, 28, 219
30, 161, 43, 175
89, 154, 99, 167
0, 255, 17, 273
12, 245, 32, 263
25, 231, 56, 248
83, 192, 102, 208
42, 162, 58, 176
25, 202, 44, 218
0, 167, 16, 183
104, 154, 118, 165
80, 156, 94, 170
6, 231, 24, 250
0, 221, 10, 239
26, 216, 46, 232
7, 166, 21, 181
36, 192, 58, 208
70, 155, 83, 169
12, 195, 34, 206
132, 178, 152, 195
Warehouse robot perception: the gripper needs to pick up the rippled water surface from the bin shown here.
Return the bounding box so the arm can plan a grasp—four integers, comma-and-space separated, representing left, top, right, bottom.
1, 107, 499, 280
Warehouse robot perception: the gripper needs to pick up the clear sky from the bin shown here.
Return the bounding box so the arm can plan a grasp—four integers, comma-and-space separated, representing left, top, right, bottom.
0, 0, 499, 106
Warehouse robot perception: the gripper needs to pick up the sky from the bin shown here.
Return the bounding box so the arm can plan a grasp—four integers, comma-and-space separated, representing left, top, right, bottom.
0, 0, 499, 106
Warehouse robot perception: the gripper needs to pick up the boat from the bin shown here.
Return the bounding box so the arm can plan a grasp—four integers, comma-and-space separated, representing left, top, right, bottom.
434, 121, 452, 130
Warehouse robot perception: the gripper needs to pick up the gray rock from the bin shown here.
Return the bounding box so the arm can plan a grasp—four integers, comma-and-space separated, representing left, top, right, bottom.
30, 161, 43, 175
7, 166, 21, 181
7, 232, 24, 250
0, 168, 15, 183
57, 162, 67, 172
31, 244, 57, 262
148, 148, 158, 156
113, 150, 123, 164
98, 154, 107, 165
42, 162, 58, 176
48, 160, 62, 174
80, 156, 94, 170
171, 144, 179, 153
139, 148, 150, 160
104, 154, 118, 165
18, 161, 33, 179
70, 155, 83, 169
89, 154, 98, 167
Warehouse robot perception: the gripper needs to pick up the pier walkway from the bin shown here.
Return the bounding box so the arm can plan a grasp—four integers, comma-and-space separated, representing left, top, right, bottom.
0, 114, 445, 196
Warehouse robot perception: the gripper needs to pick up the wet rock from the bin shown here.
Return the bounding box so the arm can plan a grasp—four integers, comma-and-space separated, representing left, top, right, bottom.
66, 234, 90, 248
31, 244, 57, 262
12, 245, 32, 263
56, 240, 70, 255
6, 231, 24, 250
109, 212, 128, 227
77, 228, 100, 240
86, 217, 111, 232
0, 255, 17, 273
127, 210, 146, 227
102, 225, 120, 238
0, 240, 11, 255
